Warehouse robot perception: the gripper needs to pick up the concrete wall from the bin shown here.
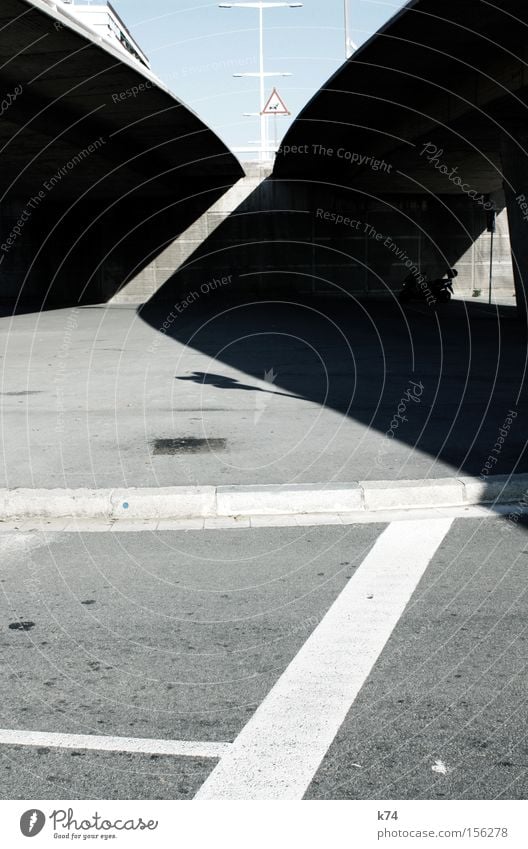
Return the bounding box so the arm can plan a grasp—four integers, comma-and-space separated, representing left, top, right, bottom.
110, 164, 273, 305
121, 167, 514, 305
0, 179, 231, 308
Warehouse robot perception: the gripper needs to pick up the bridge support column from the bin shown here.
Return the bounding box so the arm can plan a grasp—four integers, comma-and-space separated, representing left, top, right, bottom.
501, 134, 528, 321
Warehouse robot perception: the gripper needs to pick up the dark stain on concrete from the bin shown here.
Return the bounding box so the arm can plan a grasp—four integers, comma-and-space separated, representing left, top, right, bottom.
152, 437, 226, 455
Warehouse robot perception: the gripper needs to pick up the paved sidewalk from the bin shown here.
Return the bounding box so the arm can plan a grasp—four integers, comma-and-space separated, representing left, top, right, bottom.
0, 297, 525, 490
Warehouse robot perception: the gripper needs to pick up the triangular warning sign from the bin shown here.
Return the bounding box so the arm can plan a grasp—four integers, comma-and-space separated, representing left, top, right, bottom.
261, 88, 290, 115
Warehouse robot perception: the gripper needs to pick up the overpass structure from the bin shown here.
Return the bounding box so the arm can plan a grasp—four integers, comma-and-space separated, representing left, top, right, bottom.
135, 0, 528, 310
0, 0, 243, 307
1, 0, 527, 312
271, 0, 527, 306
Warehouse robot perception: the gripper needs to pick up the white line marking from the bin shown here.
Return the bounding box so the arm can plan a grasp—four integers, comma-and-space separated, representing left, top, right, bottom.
0, 729, 231, 760
195, 519, 453, 800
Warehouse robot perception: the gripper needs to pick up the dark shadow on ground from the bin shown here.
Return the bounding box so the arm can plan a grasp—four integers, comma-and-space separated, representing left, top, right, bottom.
177, 371, 297, 398
139, 293, 528, 482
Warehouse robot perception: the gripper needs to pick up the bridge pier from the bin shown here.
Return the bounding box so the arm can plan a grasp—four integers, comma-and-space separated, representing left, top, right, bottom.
501, 135, 528, 321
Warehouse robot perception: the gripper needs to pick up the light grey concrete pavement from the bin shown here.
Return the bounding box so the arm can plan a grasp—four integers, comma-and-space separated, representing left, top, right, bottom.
0, 515, 526, 800
0, 298, 526, 490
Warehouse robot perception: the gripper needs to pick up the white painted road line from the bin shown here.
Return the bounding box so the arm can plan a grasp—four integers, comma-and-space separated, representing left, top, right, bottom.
0, 729, 231, 760
195, 519, 453, 800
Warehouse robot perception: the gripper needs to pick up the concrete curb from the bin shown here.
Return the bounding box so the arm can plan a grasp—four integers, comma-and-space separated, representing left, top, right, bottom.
0, 475, 527, 520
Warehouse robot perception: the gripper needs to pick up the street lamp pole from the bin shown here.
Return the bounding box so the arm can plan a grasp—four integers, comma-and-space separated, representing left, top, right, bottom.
219, 2, 302, 162
259, 3, 266, 161
344, 0, 349, 58
344, 0, 356, 59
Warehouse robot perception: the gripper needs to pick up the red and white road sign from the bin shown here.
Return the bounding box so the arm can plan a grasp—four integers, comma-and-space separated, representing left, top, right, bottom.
261, 88, 290, 115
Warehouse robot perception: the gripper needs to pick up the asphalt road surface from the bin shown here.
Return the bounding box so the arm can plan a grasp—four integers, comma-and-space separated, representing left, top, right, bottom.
0, 512, 526, 800
1, 298, 527, 489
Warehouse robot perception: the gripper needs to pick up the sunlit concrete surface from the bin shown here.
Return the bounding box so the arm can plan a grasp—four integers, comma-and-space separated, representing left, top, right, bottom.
0, 298, 525, 489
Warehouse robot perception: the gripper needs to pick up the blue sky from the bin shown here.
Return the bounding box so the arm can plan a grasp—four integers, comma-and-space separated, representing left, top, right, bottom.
111, 0, 408, 153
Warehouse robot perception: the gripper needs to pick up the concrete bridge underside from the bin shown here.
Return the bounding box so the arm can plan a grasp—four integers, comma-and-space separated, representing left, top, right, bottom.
0, 0, 242, 308
269, 0, 528, 310
128, 0, 528, 313
2, 0, 528, 314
